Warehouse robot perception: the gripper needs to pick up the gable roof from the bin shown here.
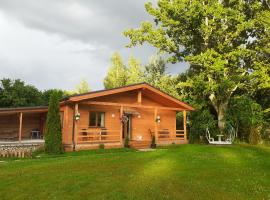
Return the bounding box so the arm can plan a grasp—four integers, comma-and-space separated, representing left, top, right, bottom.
63, 82, 194, 111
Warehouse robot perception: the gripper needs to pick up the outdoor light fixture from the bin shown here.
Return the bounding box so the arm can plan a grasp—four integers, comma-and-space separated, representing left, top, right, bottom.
74, 113, 80, 121
156, 115, 161, 123
112, 113, 115, 118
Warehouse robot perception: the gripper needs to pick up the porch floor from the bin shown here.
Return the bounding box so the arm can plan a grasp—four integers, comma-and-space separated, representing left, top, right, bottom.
0, 139, 44, 146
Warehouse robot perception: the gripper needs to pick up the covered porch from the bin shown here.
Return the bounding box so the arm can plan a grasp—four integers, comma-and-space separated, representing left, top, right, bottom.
73, 100, 188, 149
0, 107, 47, 146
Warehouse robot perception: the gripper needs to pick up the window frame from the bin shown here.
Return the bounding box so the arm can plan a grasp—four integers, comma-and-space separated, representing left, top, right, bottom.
89, 112, 105, 128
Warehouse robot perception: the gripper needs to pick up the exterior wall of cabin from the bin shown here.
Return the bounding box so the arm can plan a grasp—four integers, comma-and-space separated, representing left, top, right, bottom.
60, 90, 178, 151
61, 104, 75, 149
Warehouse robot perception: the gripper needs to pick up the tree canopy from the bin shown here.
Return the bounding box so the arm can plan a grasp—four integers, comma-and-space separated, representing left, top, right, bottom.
124, 0, 270, 133
0, 78, 42, 107
75, 79, 91, 94
104, 52, 127, 89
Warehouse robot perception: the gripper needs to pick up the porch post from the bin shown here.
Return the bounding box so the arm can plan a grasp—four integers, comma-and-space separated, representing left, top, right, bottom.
120, 106, 123, 145
74, 103, 79, 149
19, 112, 23, 143
183, 110, 187, 141
137, 90, 142, 104
154, 107, 158, 143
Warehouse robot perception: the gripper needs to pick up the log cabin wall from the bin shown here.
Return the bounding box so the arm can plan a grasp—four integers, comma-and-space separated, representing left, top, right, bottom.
0, 114, 19, 140
61, 104, 75, 146
77, 104, 121, 133
62, 90, 177, 143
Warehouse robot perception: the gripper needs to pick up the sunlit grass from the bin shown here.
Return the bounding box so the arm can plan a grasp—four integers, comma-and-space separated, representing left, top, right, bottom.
0, 145, 269, 200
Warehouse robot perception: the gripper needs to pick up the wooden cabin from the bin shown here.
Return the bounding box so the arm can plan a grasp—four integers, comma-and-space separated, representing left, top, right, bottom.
0, 83, 194, 150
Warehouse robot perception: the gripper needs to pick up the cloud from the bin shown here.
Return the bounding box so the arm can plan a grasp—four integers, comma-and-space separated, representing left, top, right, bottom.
0, 0, 187, 91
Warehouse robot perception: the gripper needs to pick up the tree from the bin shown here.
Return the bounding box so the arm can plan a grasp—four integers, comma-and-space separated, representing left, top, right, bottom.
75, 79, 91, 94
104, 52, 127, 89
144, 55, 180, 98
41, 89, 66, 105
44, 91, 63, 154
124, 0, 270, 133
144, 55, 166, 86
126, 55, 144, 85
0, 78, 42, 107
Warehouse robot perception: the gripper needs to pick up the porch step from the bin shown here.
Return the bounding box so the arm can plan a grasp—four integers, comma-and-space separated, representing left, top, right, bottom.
129, 140, 151, 149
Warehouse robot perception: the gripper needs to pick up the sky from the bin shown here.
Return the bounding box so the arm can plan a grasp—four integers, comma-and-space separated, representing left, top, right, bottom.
0, 0, 188, 91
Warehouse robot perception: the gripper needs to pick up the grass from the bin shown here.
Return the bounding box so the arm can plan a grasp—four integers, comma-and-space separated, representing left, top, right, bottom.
0, 144, 270, 200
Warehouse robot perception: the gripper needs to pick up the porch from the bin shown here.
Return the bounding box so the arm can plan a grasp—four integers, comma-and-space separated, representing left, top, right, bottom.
0, 107, 47, 146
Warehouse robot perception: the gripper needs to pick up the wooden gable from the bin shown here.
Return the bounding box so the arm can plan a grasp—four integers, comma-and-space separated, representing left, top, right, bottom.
64, 83, 194, 111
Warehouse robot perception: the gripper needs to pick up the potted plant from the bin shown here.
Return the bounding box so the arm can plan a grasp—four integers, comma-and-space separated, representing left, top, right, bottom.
124, 137, 129, 148
151, 135, 156, 148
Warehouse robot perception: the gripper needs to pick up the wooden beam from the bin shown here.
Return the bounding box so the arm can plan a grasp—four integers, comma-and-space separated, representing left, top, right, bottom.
120, 106, 123, 145
137, 90, 142, 104
183, 110, 187, 141
154, 108, 158, 143
74, 103, 79, 150
19, 112, 23, 143
81, 101, 186, 111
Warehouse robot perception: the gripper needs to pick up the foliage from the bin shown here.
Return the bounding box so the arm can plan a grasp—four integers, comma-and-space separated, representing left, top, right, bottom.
104, 52, 127, 89
103, 53, 181, 99
44, 91, 63, 154
124, 137, 129, 148
0, 78, 42, 107
99, 143, 105, 149
227, 96, 263, 143
124, 0, 270, 134
144, 55, 180, 98
75, 79, 91, 94
189, 109, 216, 144
151, 135, 156, 148
41, 89, 66, 105
126, 55, 144, 85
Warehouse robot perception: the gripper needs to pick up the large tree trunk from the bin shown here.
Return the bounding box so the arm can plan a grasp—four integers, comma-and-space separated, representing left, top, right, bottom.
209, 94, 229, 134
217, 102, 228, 134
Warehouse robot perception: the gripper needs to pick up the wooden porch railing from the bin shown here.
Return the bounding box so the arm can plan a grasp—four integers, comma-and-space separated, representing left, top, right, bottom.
157, 129, 185, 140
77, 129, 121, 144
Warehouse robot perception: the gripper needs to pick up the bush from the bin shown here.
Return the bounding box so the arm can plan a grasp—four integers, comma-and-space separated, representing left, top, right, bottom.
189, 109, 216, 143
44, 91, 63, 154
124, 137, 129, 148
151, 136, 156, 148
99, 143, 105, 149
227, 96, 264, 144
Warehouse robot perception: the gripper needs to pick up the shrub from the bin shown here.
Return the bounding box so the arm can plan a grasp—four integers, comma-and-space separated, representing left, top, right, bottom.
227, 96, 264, 144
151, 136, 156, 148
124, 137, 129, 148
189, 109, 216, 143
44, 91, 63, 154
99, 143, 105, 149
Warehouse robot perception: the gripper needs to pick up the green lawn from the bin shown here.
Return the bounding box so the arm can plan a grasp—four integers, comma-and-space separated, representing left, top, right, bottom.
0, 145, 270, 200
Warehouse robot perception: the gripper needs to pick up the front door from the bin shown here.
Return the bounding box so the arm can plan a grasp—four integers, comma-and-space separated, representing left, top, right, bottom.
122, 114, 132, 139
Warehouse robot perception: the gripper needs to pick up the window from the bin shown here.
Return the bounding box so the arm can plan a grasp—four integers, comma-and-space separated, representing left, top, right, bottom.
89, 112, 105, 127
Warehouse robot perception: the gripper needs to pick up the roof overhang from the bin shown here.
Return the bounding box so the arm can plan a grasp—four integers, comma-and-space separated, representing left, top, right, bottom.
0, 106, 48, 115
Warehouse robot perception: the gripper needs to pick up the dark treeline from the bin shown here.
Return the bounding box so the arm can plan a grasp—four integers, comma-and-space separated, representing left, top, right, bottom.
0, 78, 66, 107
